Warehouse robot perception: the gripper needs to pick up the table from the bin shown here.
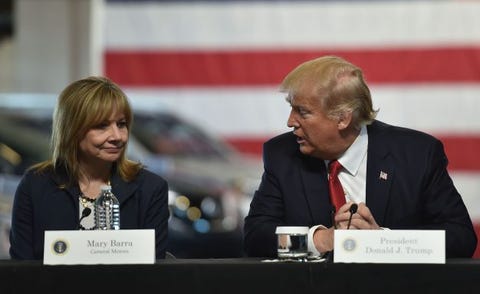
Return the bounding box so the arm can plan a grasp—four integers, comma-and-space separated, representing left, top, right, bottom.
1, 258, 480, 294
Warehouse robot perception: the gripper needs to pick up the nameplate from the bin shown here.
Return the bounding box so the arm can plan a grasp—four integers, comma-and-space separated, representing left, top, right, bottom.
333, 230, 445, 264
44, 229, 155, 265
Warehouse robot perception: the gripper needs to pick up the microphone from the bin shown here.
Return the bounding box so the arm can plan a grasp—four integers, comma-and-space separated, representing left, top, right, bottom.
78, 207, 92, 230
346, 203, 358, 229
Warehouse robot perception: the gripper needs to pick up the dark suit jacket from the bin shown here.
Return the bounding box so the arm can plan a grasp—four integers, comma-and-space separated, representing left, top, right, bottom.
244, 120, 477, 258
9, 166, 169, 260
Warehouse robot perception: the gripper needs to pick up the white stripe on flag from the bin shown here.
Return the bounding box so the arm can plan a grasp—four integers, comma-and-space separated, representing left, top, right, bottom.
106, 1, 480, 49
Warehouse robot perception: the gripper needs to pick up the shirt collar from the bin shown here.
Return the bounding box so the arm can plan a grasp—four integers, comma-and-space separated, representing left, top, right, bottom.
337, 125, 368, 176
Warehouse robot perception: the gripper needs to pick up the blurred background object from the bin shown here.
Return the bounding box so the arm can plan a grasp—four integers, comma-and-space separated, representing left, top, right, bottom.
0, 1, 12, 42
0, 0, 13, 92
1, 0, 480, 258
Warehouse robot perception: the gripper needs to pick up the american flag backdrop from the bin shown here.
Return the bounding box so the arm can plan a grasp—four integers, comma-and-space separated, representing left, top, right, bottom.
103, 0, 480, 256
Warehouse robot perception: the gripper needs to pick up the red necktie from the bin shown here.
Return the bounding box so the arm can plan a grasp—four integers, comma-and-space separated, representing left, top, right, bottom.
328, 160, 346, 211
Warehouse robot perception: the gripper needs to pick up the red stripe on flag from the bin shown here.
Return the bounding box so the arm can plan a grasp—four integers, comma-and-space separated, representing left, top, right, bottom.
224, 134, 480, 171
105, 46, 480, 86
440, 135, 480, 171
473, 225, 480, 258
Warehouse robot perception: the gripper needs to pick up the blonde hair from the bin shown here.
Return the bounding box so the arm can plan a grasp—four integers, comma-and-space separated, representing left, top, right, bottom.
280, 55, 378, 128
34, 76, 142, 184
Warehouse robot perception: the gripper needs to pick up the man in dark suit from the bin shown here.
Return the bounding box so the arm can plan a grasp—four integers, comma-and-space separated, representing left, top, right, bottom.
243, 56, 477, 258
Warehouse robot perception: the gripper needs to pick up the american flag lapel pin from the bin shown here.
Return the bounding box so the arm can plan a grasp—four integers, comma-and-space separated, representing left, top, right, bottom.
379, 171, 388, 180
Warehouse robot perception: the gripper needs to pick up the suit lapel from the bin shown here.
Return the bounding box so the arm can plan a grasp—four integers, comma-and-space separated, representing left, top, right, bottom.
366, 122, 394, 225
110, 172, 139, 205
294, 121, 396, 226
299, 156, 331, 225
50, 167, 81, 218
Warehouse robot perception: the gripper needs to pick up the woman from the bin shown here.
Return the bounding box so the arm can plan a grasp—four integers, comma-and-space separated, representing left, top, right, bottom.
9, 76, 169, 259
